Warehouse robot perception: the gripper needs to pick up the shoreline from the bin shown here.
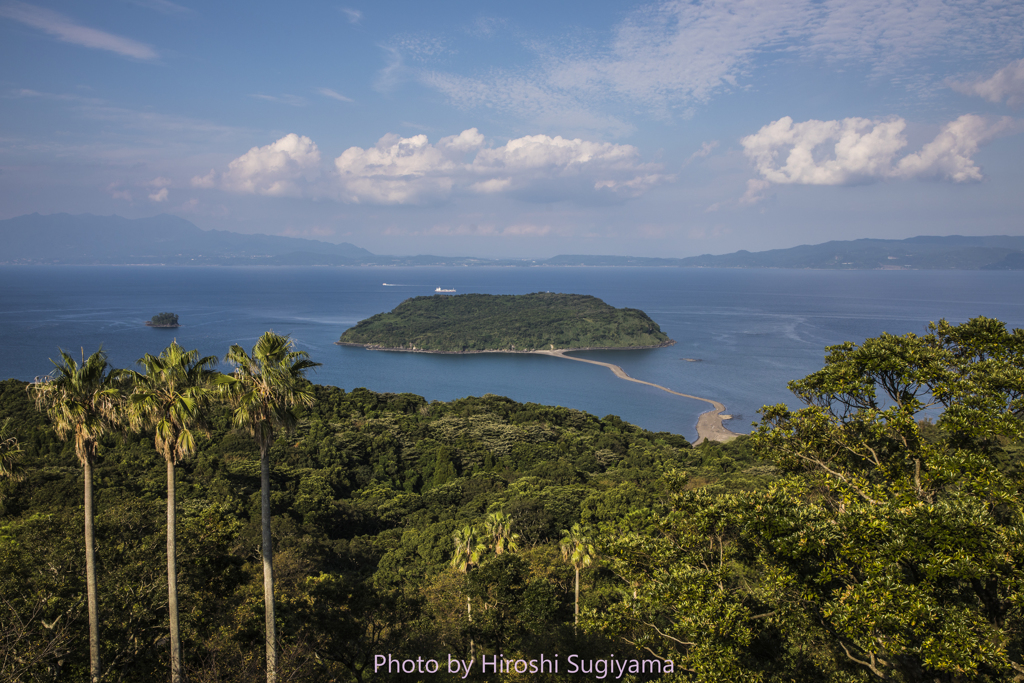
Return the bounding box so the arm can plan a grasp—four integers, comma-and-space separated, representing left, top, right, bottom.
335, 340, 676, 353
335, 340, 736, 444
534, 349, 740, 445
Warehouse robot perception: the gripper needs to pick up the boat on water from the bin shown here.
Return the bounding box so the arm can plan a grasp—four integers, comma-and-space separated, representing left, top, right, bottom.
435, 287, 456, 293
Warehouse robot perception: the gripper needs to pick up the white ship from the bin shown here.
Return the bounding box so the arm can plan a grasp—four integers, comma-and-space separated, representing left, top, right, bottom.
435, 287, 456, 293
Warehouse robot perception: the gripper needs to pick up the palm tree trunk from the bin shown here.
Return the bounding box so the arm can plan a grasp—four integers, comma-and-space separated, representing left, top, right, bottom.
84, 457, 101, 682
261, 446, 278, 683
574, 567, 580, 635
167, 459, 183, 683
467, 595, 474, 660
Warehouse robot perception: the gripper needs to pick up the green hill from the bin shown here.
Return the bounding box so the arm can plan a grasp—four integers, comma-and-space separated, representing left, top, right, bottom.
338, 292, 674, 352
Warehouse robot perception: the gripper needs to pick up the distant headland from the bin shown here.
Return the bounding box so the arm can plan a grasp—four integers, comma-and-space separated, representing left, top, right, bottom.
337, 292, 674, 353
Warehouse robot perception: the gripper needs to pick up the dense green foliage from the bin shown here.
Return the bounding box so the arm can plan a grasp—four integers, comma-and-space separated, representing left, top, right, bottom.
4, 316, 1023, 682
4, 373, 765, 681
338, 292, 673, 352
149, 312, 179, 327
587, 317, 1024, 681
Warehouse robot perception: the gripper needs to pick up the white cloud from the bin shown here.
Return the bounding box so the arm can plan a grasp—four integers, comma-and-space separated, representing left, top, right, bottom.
333, 130, 668, 204
741, 116, 908, 185
213, 128, 667, 205
148, 187, 168, 202
318, 87, 353, 103
684, 140, 719, 166
341, 8, 362, 24
222, 134, 321, 197
894, 115, 1020, 182
740, 114, 1021, 198
0, 2, 159, 60
951, 58, 1024, 108
191, 169, 216, 188
333, 132, 460, 204
738, 179, 771, 206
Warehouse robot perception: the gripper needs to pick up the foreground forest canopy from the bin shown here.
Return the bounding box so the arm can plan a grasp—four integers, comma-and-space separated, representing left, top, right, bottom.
338, 292, 674, 352
2, 316, 1024, 682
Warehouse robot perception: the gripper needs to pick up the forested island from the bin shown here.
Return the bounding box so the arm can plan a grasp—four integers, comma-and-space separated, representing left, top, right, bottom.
338, 292, 674, 352
145, 312, 179, 328
2, 318, 1024, 682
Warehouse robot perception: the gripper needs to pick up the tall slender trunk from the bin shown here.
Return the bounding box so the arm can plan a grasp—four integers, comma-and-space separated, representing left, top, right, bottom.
168, 459, 183, 683
574, 567, 580, 635
262, 446, 278, 683
84, 457, 101, 682
467, 595, 474, 660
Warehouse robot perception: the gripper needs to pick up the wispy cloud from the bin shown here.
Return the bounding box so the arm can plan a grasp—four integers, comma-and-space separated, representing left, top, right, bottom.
318, 87, 353, 103
951, 58, 1024, 108
683, 141, 719, 166
403, 0, 1024, 130
341, 7, 361, 24
374, 46, 405, 92
0, 2, 159, 60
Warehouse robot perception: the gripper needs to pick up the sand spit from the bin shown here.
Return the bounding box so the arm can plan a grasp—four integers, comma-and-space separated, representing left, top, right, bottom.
535, 350, 740, 445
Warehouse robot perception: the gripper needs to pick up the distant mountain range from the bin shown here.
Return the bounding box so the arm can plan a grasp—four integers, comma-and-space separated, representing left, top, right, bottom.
1, 213, 1022, 270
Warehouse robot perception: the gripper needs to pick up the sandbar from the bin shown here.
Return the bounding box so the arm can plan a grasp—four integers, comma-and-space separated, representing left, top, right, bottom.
534, 349, 740, 445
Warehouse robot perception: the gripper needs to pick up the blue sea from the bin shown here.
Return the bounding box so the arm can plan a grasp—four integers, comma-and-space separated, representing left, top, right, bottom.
2, 266, 1023, 443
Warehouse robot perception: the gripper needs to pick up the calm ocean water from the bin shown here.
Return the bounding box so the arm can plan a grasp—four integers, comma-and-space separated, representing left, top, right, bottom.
2, 266, 1023, 443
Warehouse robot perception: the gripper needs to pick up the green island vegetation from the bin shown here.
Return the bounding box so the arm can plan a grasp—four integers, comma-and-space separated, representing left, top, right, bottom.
147, 312, 179, 327
2, 317, 1024, 682
338, 292, 674, 352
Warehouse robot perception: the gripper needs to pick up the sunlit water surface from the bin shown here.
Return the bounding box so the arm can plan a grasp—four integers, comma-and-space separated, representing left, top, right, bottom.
2, 266, 1022, 442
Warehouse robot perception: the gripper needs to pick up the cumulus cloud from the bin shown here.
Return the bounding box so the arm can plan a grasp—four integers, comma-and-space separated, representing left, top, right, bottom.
333, 132, 463, 204
148, 187, 169, 202
221, 134, 321, 197
951, 58, 1024, 108
741, 116, 908, 185
210, 128, 668, 205
895, 115, 1020, 182
332, 129, 668, 204
0, 2, 159, 60
740, 114, 1020, 196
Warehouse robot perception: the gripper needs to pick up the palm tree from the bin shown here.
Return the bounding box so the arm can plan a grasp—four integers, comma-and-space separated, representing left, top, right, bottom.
29, 348, 125, 683
560, 524, 596, 635
451, 525, 485, 574
482, 511, 520, 556
451, 524, 486, 659
126, 342, 222, 683
0, 417, 24, 483
224, 331, 319, 683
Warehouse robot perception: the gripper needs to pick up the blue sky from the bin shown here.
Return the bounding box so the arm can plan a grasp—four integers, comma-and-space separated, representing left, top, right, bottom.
2, 0, 1023, 258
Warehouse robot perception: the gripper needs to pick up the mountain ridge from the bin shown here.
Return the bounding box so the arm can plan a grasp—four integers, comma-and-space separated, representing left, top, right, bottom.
1, 213, 1022, 269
